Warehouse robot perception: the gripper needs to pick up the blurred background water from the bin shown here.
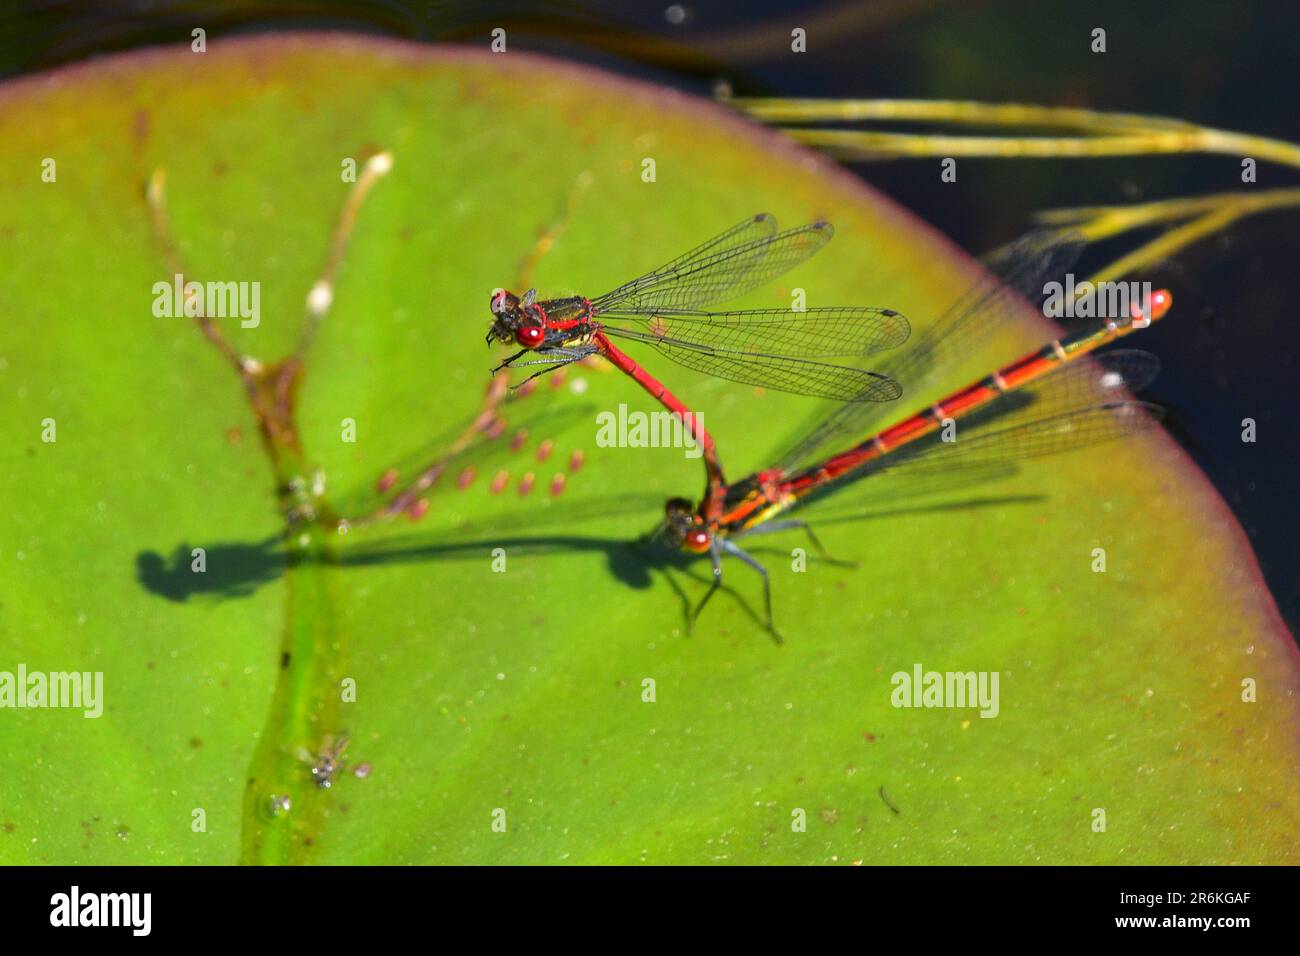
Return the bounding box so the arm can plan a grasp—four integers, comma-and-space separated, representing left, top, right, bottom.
3, 0, 1295, 633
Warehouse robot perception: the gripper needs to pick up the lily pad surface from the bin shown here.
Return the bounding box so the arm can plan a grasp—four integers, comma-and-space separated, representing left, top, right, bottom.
0, 34, 1295, 864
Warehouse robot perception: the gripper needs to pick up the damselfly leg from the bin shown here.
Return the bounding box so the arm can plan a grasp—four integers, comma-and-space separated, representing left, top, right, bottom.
735, 518, 858, 568
683, 537, 784, 644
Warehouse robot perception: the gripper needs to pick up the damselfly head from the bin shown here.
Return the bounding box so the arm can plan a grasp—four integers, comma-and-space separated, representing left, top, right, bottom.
487, 288, 547, 348
488, 288, 523, 342
490, 288, 519, 317
663, 498, 712, 554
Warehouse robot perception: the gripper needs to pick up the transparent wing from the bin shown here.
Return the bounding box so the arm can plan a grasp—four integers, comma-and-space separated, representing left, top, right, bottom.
644, 213, 779, 273
774, 228, 1086, 472
862, 401, 1164, 481
609, 324, 902, 402
592, 220, 834, 313
790, 350, 1162, 511
602, 306, 910, 359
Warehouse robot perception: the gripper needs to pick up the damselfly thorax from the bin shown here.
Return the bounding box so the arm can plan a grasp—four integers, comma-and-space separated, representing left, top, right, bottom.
662, 473, 794, 552
487, 289, 595, 350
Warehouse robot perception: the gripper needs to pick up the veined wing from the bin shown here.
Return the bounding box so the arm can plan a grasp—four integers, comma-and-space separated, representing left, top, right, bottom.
603, 324, 901, 403
592, 220, 834, 313
860, 400, 1164, 481
600, 306, 910, 359
792, 350, 1162, 493
645, 213, 779, 273
774, 228, 1086, 472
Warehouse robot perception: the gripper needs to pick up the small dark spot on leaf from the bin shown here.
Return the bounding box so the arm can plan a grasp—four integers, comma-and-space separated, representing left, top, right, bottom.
2, 822, 15, 833
190, 737, 203, 749
281, 652, 291, 669
132, 110, 150, 145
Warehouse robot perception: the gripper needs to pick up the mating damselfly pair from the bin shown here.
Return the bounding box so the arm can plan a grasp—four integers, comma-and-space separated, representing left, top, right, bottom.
482, 214, 1171, 640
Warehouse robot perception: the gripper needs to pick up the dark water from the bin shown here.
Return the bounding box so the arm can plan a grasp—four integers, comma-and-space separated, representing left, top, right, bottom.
4, 0, 1295, 633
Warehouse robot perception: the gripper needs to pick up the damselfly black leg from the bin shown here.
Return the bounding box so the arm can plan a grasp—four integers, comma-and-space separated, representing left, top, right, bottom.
512, 363, 573, 390
491, 348, 529, 374
502, 348, 594, 390
720, 538, 783, 644
689, 540, 725, 635
737, 519, 858, 569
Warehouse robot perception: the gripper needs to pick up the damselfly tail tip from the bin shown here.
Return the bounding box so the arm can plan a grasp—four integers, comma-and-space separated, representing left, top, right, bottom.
1130, 288, 1173, 327
1149, 288, 1172, 319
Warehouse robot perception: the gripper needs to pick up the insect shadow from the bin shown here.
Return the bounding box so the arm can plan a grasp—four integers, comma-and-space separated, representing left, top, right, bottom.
133, 493, 669, 604
134, 481, 1044, 637
137, 536, 288, 602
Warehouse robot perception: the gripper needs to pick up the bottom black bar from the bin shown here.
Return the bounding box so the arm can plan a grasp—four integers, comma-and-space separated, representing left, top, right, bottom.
0, 865, 1288, 941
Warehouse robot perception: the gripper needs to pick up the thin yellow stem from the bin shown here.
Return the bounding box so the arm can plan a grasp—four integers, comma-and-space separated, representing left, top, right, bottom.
146, 167, 245, 371
1083, 206, 1266, 287
728, 97, 1300, 170
733, 97, 1198, 133
778, 127, 1300, 168
1037, 188, 1300, 229
298, 150, 394, 355
1025, 188, 1300, 283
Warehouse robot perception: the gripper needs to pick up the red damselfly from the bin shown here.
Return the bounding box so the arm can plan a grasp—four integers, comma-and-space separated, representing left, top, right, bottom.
486, 214, 911, 494
655, 229, 1173, 640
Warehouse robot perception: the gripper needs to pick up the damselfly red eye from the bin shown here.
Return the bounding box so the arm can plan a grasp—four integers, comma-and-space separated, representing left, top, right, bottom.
516, 325, 545, 348
684, 529, 711, 553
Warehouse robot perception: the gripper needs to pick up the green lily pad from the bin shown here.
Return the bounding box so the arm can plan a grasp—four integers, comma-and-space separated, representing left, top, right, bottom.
1, 34, 1295, 865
